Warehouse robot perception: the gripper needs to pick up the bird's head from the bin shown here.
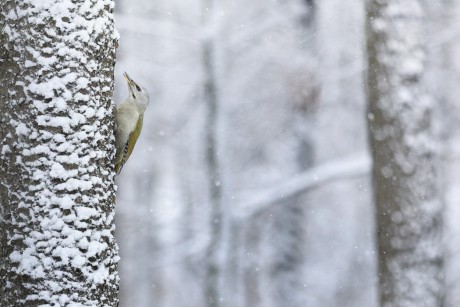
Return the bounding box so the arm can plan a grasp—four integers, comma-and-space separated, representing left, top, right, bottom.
124, 72, 150, 111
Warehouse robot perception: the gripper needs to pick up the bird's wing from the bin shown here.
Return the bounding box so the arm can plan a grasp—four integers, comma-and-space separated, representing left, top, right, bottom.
115, 113, 143, 174
125, 114, 144, 162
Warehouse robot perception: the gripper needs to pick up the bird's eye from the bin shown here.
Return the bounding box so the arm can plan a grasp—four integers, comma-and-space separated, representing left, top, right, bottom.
136, 85, 141, 91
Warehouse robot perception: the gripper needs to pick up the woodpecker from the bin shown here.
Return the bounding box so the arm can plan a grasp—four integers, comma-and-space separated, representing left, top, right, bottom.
114, 72, 150, 174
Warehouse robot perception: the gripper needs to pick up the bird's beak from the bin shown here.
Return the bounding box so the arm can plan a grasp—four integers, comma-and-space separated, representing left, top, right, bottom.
123, 71, 131, 83
124, 72, 136, 92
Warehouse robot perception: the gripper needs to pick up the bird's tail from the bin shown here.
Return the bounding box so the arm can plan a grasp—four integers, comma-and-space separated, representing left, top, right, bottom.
114, 148, 124, 175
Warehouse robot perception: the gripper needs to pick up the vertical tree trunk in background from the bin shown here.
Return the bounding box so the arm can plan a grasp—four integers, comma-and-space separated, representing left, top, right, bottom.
243, 221, 262, 307
269, 2, 317, 307
270, 196, 307, 307
0, 1, 119, 305
202, 1, 224, 306
366, 1, 444, 306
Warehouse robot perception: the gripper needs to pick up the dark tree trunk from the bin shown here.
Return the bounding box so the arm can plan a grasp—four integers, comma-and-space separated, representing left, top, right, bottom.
201, 1, 224, 306
0, 1, 119, 305
366, 0, 444, 306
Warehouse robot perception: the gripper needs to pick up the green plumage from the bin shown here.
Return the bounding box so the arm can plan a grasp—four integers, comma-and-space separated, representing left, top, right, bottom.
114, 72, 149, 175
115, 114, 144, 174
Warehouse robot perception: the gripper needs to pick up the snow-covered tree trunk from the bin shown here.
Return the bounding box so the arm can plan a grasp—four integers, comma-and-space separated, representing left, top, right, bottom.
0, 1, 119, 306
366, 1, 444, 306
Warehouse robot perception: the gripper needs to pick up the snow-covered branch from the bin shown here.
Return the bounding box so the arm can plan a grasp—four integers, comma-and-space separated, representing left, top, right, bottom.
235, 152, 371, 220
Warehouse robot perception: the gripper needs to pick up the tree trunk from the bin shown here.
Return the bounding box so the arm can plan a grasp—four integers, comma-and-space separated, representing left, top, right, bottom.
0, 1, 119, 306
269, 196, 306, 307
202, 1, 225, 306
366, 1, 444, 306
268, 2, 317, 306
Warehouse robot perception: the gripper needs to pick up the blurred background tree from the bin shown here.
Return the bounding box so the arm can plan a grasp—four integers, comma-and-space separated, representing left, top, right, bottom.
366, 0, 444, 305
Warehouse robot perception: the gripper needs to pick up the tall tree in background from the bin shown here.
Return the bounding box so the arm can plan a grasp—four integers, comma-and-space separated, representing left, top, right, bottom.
269, 2, 318, 307
366, 1, 444, 306
0, 1, 119, 305
202, 0, 225, 306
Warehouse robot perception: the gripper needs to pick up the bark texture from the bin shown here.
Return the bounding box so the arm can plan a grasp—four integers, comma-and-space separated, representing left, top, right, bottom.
366, 1, 444, 306
0, 0, 119, 305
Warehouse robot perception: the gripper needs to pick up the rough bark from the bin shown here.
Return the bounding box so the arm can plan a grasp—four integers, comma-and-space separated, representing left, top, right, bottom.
366, 1, 444, 306
0, 0, 119, 305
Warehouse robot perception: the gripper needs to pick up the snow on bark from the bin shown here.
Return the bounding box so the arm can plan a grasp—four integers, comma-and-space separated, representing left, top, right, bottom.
366, 0, 444, 306
0, 0, 119, 306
